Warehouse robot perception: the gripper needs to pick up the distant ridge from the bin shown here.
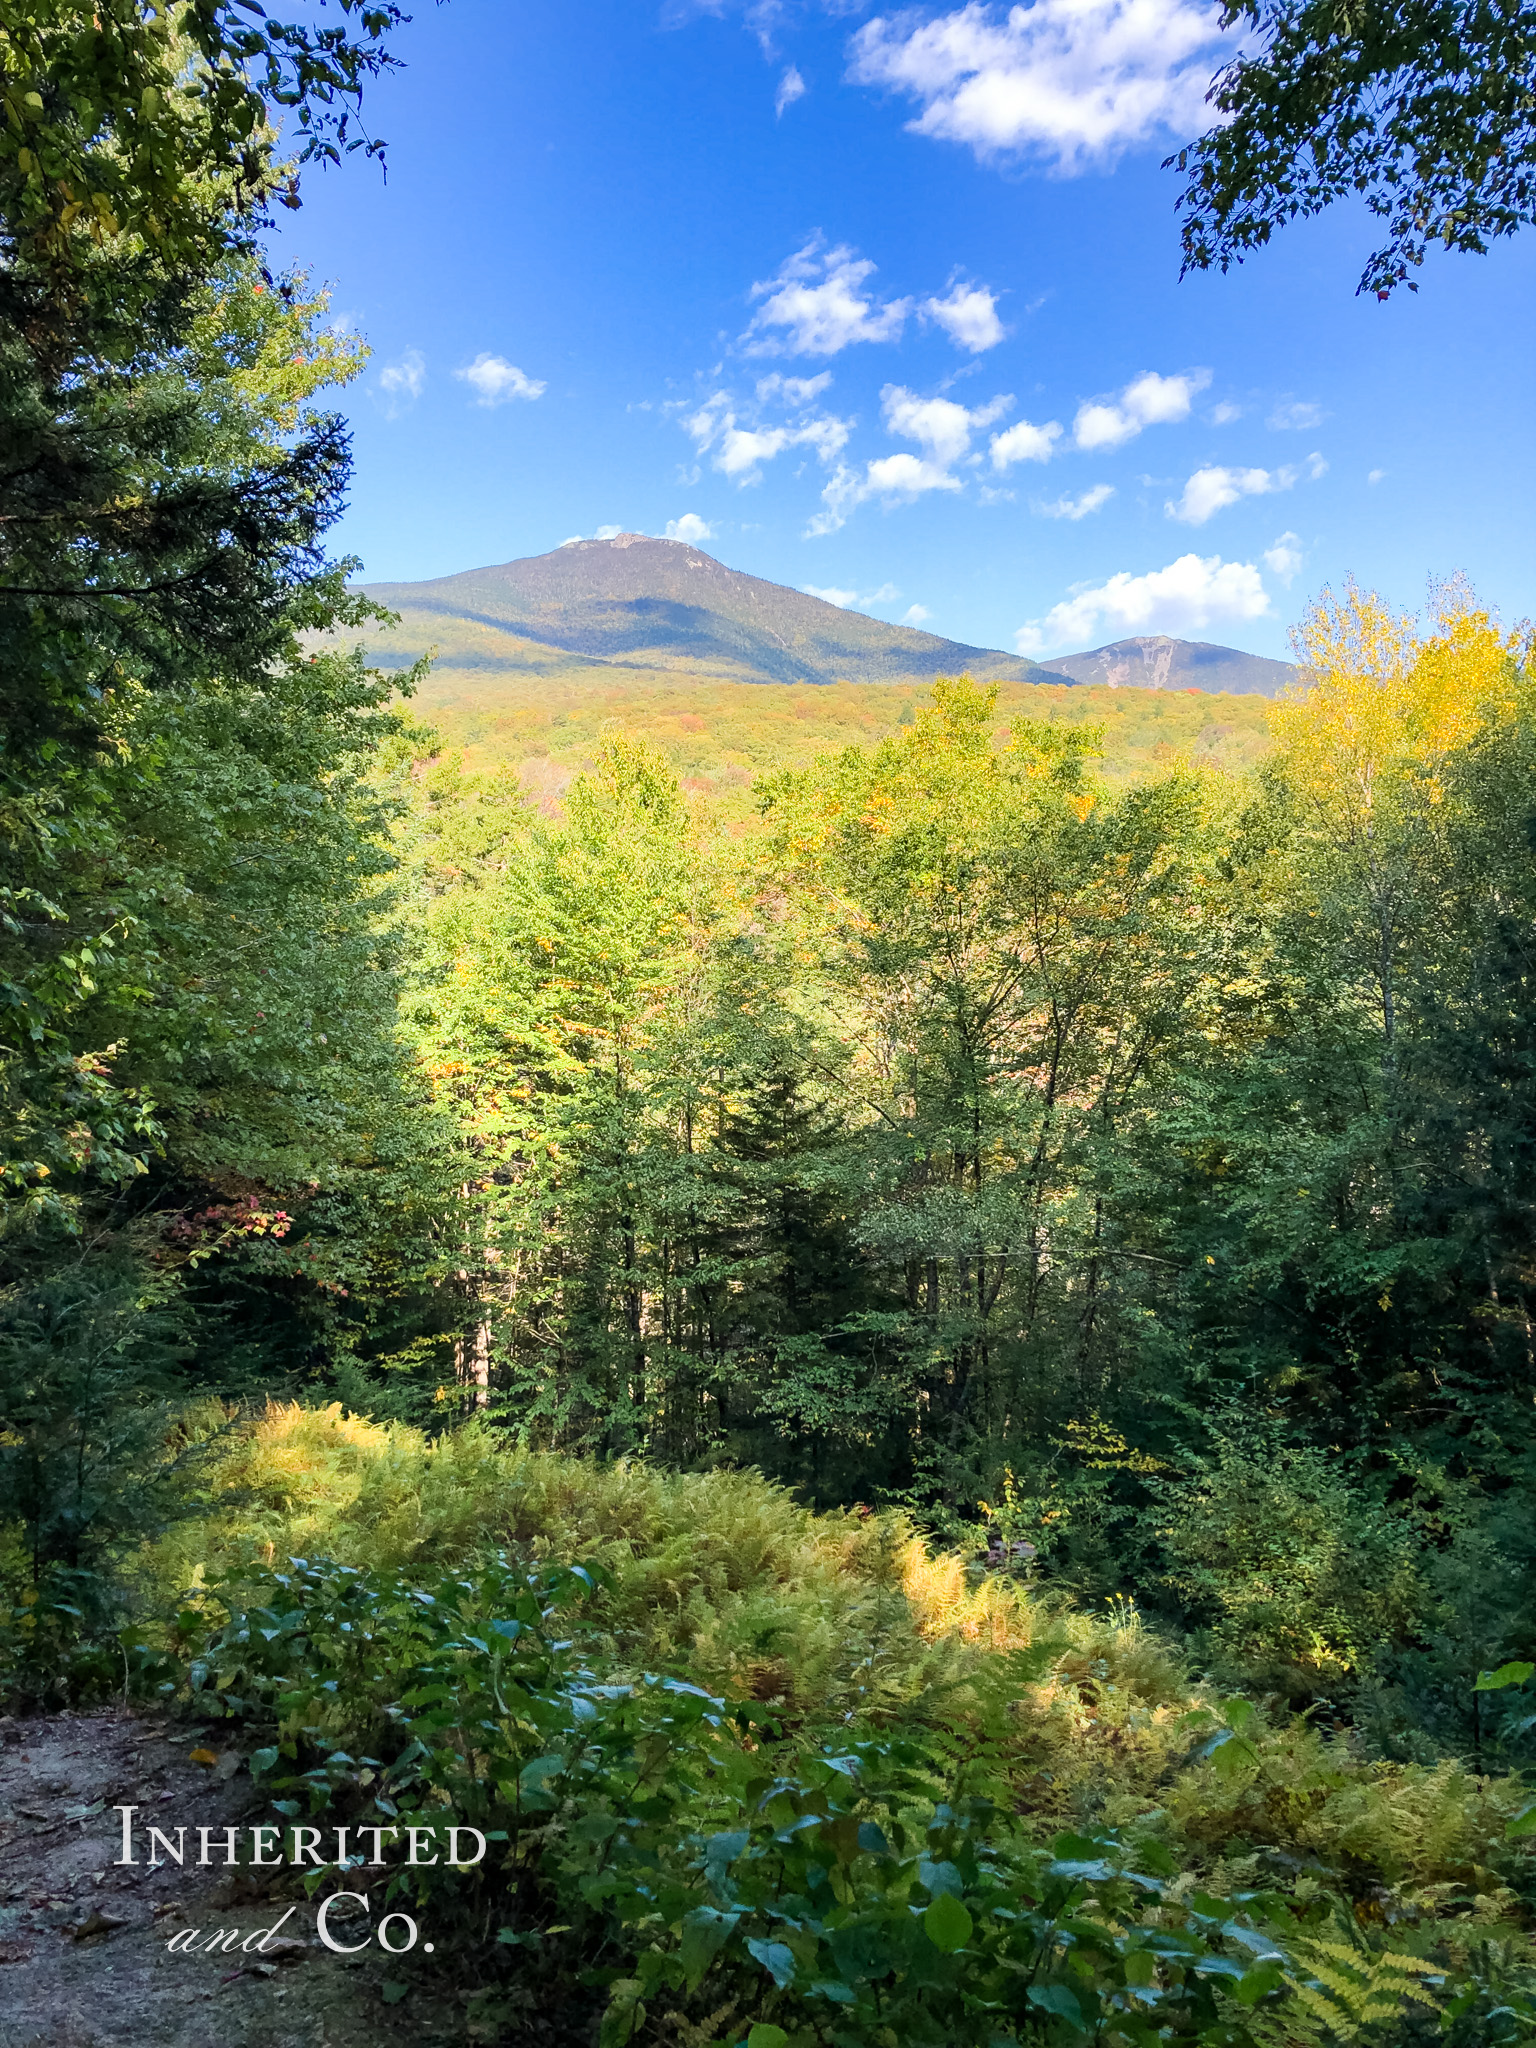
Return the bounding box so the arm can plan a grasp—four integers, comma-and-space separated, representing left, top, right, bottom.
359, 534, 1060, 691
1041, 634, 1295, 697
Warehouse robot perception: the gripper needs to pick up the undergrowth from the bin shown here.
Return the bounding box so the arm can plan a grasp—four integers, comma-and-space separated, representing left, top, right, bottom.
4, 1399, 1536, 2043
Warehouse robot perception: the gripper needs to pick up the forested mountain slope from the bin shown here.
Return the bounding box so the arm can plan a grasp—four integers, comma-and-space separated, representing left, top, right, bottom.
354, 540, 1291, 803
359, 532, 1063, 689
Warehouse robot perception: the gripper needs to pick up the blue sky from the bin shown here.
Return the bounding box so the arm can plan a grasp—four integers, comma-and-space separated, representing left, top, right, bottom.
271, 0, 1535, 661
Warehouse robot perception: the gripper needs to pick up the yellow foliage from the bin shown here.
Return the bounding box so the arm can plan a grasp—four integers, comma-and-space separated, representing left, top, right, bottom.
899, 1535, 1035, 1650
395, 661, 1273, 826
1272, 577, 1521, 841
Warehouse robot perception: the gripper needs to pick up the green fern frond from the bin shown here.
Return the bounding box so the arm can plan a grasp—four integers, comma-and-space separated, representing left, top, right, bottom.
1287, 1936, 1441, 2043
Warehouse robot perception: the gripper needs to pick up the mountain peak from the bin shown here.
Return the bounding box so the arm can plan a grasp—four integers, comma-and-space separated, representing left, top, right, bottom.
360, 541, 1051, 690
1042, 634, 1294, 697
559, 531, 676, 553
356, 542, 1296, 698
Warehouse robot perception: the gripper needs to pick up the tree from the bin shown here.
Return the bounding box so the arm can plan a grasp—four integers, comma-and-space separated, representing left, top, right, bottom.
759, 679, 1223, 1509
1168, 0, 1536, 296
3, 264, 376, 1215
0, 0, 405, 285
1139, 582, 1535, 1455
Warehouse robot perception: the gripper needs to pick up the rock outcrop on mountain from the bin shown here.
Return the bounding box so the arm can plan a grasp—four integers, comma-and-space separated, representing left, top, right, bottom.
1039, 634, 1295, 696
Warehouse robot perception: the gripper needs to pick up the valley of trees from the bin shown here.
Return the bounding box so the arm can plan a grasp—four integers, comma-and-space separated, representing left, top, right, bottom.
408, 661, 1276, 817
3, 5, 1535, 2044
397, 588, 1536, 1730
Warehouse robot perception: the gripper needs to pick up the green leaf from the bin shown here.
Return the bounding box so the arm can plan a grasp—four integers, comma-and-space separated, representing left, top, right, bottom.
923, 1891, 974, 1953
745, 1938, 796, 1988
1507, 1801, 1536, 1840
519, 1754, 565, 1791
747, 2029, 788, 2048
249, 1745, 279, 1777
1027, 1982, 1083, 2022
1474, 1661, 1534, 1693
807, 1979, 858, 2004
1209, 1730, 1253, 1782
705, 1829, 750, 1868
600, 1989, 647, 2048
1234, 1959, 1285, 2006
380, 1980, 408, 2005
1130, 1836, 1176, 1878
678, 1906, 739, 1990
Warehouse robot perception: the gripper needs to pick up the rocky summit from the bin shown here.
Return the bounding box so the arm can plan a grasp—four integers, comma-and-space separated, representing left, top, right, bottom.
1037, 634, 1296, 696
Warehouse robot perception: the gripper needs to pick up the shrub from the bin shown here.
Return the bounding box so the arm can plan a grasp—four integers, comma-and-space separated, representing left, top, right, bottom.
187, 1551, 1324, 2048
1154, 1432, 1426, 1696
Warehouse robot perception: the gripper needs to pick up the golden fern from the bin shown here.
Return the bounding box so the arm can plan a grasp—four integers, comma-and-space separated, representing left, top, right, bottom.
1287, 1936, 1441, 2042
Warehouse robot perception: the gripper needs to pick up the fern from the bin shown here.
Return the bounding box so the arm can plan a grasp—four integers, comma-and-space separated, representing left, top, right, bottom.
1288, 1935, 1441, 2042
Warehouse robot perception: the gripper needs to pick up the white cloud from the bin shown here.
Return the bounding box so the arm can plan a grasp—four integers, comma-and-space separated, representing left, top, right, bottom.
1268, 398, 1325, 430
1016, 551, 1272, 653
1210, 400, 1242, 425
990, 416, 1063, 469
559, 525, 627, 546
921, 279, 1006, 352
807, 382, 1012, 532
802, 580, 902, 612
455, 353, 547, 406
1368, 468, 1386, 485
864, 452, 964, 500
376, 347, 425, 416
902, 603, 932, 626
744, 239, 912, 356
1074, 369, 1209, 449
809, 452, 963, 535
682, 385, 851, 483
1167, 462, 1295, 525
775, 63, 806, 115
1263, 532, 1304, 584
741, 239, 1008, 360
848, 0, 1239, 174
1037, 482, 1115, 519
755, 371, 833, 405
883, 383, 1012, 465
665, 513, 716, 544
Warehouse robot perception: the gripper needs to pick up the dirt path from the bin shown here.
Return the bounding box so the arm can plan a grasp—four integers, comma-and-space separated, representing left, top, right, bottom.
0, 1709, 470, 2048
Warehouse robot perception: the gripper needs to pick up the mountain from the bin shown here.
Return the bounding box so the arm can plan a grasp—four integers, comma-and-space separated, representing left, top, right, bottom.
358, 534, 1063, 690
1040, 635, 1296, 696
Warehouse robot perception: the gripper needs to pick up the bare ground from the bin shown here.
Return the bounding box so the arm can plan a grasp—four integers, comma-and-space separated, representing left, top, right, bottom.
0, 1708, 491, 2048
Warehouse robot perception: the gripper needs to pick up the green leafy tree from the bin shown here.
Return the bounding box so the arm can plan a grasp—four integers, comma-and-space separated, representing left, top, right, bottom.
1169, 0, 1536, 296
760, 680, 1224, 1508
0, 0, 405, 283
